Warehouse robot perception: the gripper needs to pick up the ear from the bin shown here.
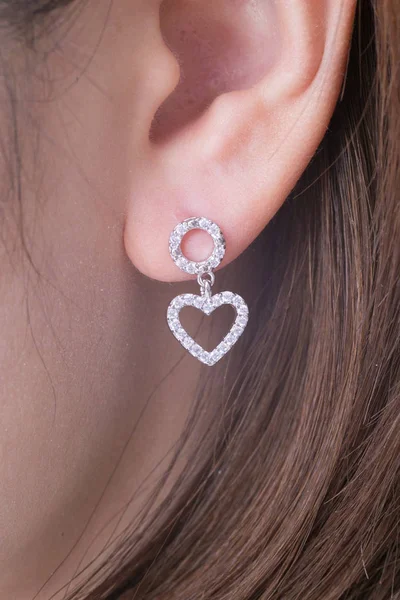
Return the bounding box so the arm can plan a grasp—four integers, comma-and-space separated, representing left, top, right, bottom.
124, 0, 357, 282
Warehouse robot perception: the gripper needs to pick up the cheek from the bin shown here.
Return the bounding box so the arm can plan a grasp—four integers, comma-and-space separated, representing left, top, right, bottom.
151, 0, 280, 141
0, 227, 147, 575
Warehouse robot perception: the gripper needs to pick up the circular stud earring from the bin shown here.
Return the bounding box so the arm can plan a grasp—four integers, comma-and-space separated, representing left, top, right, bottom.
167, 217, 249, 366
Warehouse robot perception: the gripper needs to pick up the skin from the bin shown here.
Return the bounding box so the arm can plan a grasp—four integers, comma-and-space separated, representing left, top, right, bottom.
0, 1, 356, 598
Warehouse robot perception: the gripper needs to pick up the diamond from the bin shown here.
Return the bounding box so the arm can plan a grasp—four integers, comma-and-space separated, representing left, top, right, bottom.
222, 292, 234, 301
210, 224, 219, 235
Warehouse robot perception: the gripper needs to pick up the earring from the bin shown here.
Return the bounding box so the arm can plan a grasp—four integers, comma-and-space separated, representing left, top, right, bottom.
167, 217, 249, 366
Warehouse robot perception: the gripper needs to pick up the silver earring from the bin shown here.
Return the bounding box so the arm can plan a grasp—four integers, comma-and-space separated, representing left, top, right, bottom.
167, 217, 249, 366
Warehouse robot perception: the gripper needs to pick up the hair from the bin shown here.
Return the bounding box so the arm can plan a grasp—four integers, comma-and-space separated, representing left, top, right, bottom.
1, 1, 399, 599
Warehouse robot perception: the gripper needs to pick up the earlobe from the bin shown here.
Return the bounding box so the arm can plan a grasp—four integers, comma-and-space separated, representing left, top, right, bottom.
124, 0, 357, 283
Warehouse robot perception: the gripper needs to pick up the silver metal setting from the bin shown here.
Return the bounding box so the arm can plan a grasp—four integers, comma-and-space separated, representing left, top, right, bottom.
167, 217, 249, 366
169, 217, 226, 275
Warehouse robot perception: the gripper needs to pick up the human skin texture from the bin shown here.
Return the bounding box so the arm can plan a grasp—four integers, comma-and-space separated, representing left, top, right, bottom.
0, 1, 356, 597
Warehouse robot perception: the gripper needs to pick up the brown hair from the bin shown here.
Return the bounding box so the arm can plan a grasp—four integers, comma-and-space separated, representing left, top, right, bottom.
4, 0, 400, 598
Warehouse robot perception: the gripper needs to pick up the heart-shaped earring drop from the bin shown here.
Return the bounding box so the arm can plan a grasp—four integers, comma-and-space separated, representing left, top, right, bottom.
167, 217, 249, 366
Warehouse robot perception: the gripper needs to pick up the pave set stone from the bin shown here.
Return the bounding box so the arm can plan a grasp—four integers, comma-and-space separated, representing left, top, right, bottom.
167, 291, 249, 366
169, 217, 226, 275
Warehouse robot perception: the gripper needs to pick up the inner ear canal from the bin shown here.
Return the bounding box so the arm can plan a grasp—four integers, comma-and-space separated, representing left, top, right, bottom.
180, 304, 235, 352
150, 0, 279, 142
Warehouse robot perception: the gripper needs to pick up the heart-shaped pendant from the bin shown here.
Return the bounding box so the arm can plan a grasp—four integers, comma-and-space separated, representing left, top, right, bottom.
167, 291, 249, 366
